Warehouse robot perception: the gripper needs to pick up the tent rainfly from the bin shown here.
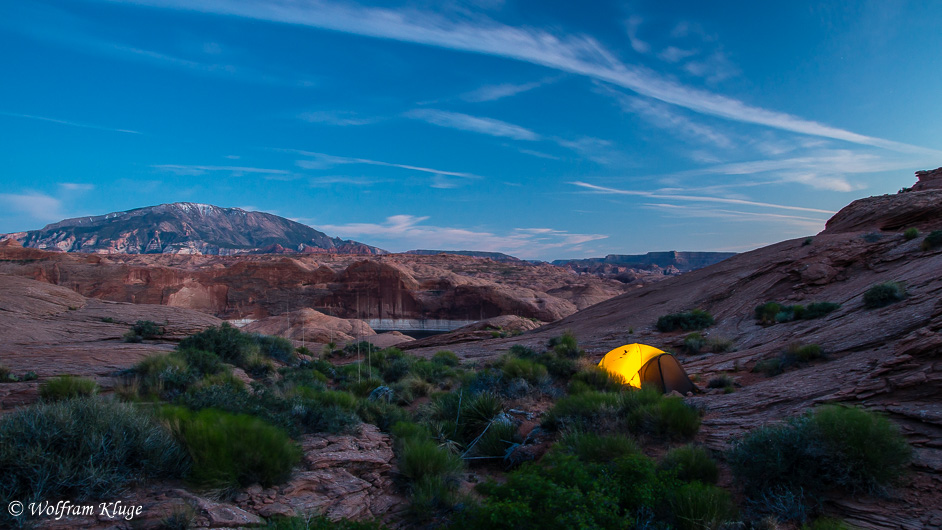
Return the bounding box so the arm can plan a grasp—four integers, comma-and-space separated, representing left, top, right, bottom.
598, 343, 695, 394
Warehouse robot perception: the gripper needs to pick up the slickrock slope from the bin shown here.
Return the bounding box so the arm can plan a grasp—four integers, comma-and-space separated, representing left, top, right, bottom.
3, 202, 384, 255
425, 170, 942, 528
0, 274, 221, 410
0, 246, 631, 323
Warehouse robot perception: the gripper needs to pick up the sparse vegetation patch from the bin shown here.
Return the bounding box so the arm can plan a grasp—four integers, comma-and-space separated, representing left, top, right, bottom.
863, 281, 907, 309
656, 309, 714, 332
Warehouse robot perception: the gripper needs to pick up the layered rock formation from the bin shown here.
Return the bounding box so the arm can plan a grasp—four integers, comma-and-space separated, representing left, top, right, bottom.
553, 251, 735, 283
3, 202, 384, 255
0, 248, 631, 323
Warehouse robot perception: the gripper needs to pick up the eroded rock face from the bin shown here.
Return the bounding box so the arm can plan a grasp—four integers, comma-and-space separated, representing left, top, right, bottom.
243, 308, 377, 344
0, 247, 631, 323
234, 424, 406, 522
912, 166, 942, 191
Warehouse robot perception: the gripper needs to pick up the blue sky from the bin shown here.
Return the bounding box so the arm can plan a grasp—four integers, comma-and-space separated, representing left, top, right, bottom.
1, 1, 940, 259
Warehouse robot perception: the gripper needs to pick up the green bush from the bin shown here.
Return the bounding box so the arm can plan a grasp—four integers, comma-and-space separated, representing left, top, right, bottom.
134, 353, 196, 397
177, 348, 226, 377
569, 366, 625, 393
729, 405, 911, 520
756, 301, 839, 324
549, 331, 583, 358
556, 431, 640, 463
706, 374, 734, 390
542, 390, 620, 431
133, 319, 165, 338
160, 406, 300, 490
863, 282, 907, 308
545, 388, 701, 440
397, 436, 463, 485
39, 375, 99, 401
656, 309, 714, 332
670, 481, 737, 530
629, 396, 701, 440
660, 445, 718, 484
451, 451, 673, 530
903, 228, 919, 241
468, 420, 520, 459
922, 230, 942, 250
508, 344, 539, 359
0, 398, 187, 522
802, 517, 856, 530
754, 343, 826, 377
501, 357, 547, 384
432, 350, 460, 367
264, 515, 386, 529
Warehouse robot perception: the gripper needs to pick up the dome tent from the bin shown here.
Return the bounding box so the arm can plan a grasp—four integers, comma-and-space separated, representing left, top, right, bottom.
598, 343, 695, 394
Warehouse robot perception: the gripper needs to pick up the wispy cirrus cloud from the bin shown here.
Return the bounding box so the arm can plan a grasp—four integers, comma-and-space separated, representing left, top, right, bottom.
110, 0, 936, 154
0, 110, 141, 134
571, 181, 836, 215
286, 149, 482, 180
611, 91, 733, 149
0, 192, 66, 227
643, 203, 827, 231
317, 214, 606, 258
152, 164, 294, 177
405, 109, 540, 141
459, 77, 557, 102
298, 110, 378, 126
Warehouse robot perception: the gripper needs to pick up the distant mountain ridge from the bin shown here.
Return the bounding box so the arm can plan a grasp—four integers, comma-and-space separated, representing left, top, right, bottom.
553, 251, 736, 272
4, 202, 386, 255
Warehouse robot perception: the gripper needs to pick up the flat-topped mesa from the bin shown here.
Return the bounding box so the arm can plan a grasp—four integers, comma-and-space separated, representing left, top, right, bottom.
912, 167, 942, 191
822, 167, 942, 234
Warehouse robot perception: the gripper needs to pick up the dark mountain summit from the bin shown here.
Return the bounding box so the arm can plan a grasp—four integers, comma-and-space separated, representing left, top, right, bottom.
5, 202, 385, 255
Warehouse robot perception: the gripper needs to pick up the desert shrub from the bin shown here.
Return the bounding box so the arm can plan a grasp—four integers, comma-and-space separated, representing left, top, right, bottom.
863, 281, 907, 309
39, 375, 99, 401
133, 319, 165, 338
181, 383, 359, 436
254, 334, 298, 364
451, 451, 673, 530
803, 237, 814, 246
862, 232, 882, 243
670, 481, 737, 530
179, 323, 259, 366
398, 436, 464, 482
550, 330, 583, 358
629, 396, 701, 440
683, 332, 706, 354
729, 405, 911, 520
922, 230, 942, 250
542, 390, 621, 431
0, 398, 187, 522
537, 350, 579, 379
432, 350, 459, 367
468, 419, 520, 459
135, 354, 195, 397
357, 399, 411, 432
500, 357, 547, 384
757, 302, 839, 324
569, 366, 625, 393
176, 348, 226, 377
660, 445, 718, 484
707, 374, 734, 390
424, 391, 505, 449
803, 302, 841, 319
656, 309, 714, 332
903, 228, 919, 241
0, 364, 11, 382
508, 344, 539, 359
753, 357, 783, 377
556, 431, 640, 463
545, 387, 700, 440
788, 343, 824, 362
755, 302, 783, 324
160, 406, 300, 490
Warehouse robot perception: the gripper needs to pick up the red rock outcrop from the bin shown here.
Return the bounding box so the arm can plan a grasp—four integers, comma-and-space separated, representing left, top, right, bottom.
242, 308, 377, 345
0, 248, 630, 324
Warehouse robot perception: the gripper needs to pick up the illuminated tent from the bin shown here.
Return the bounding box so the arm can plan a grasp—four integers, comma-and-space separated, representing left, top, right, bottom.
598, 343, 695, 394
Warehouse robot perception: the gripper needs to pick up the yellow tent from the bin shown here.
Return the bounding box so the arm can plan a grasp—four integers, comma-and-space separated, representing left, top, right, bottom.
598, 343, 695, 394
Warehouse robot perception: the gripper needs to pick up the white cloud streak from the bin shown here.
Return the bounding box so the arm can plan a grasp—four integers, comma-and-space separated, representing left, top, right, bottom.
110, 0, 936, 154
318, 214, 606, 258
286, 149, 482, 179
0, 192, 66, 225
152, 164, 294, 177
405, 109, 540, 141
459, 77, 554, 102
0, 110, 141, 134
571, 181, 836, 214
